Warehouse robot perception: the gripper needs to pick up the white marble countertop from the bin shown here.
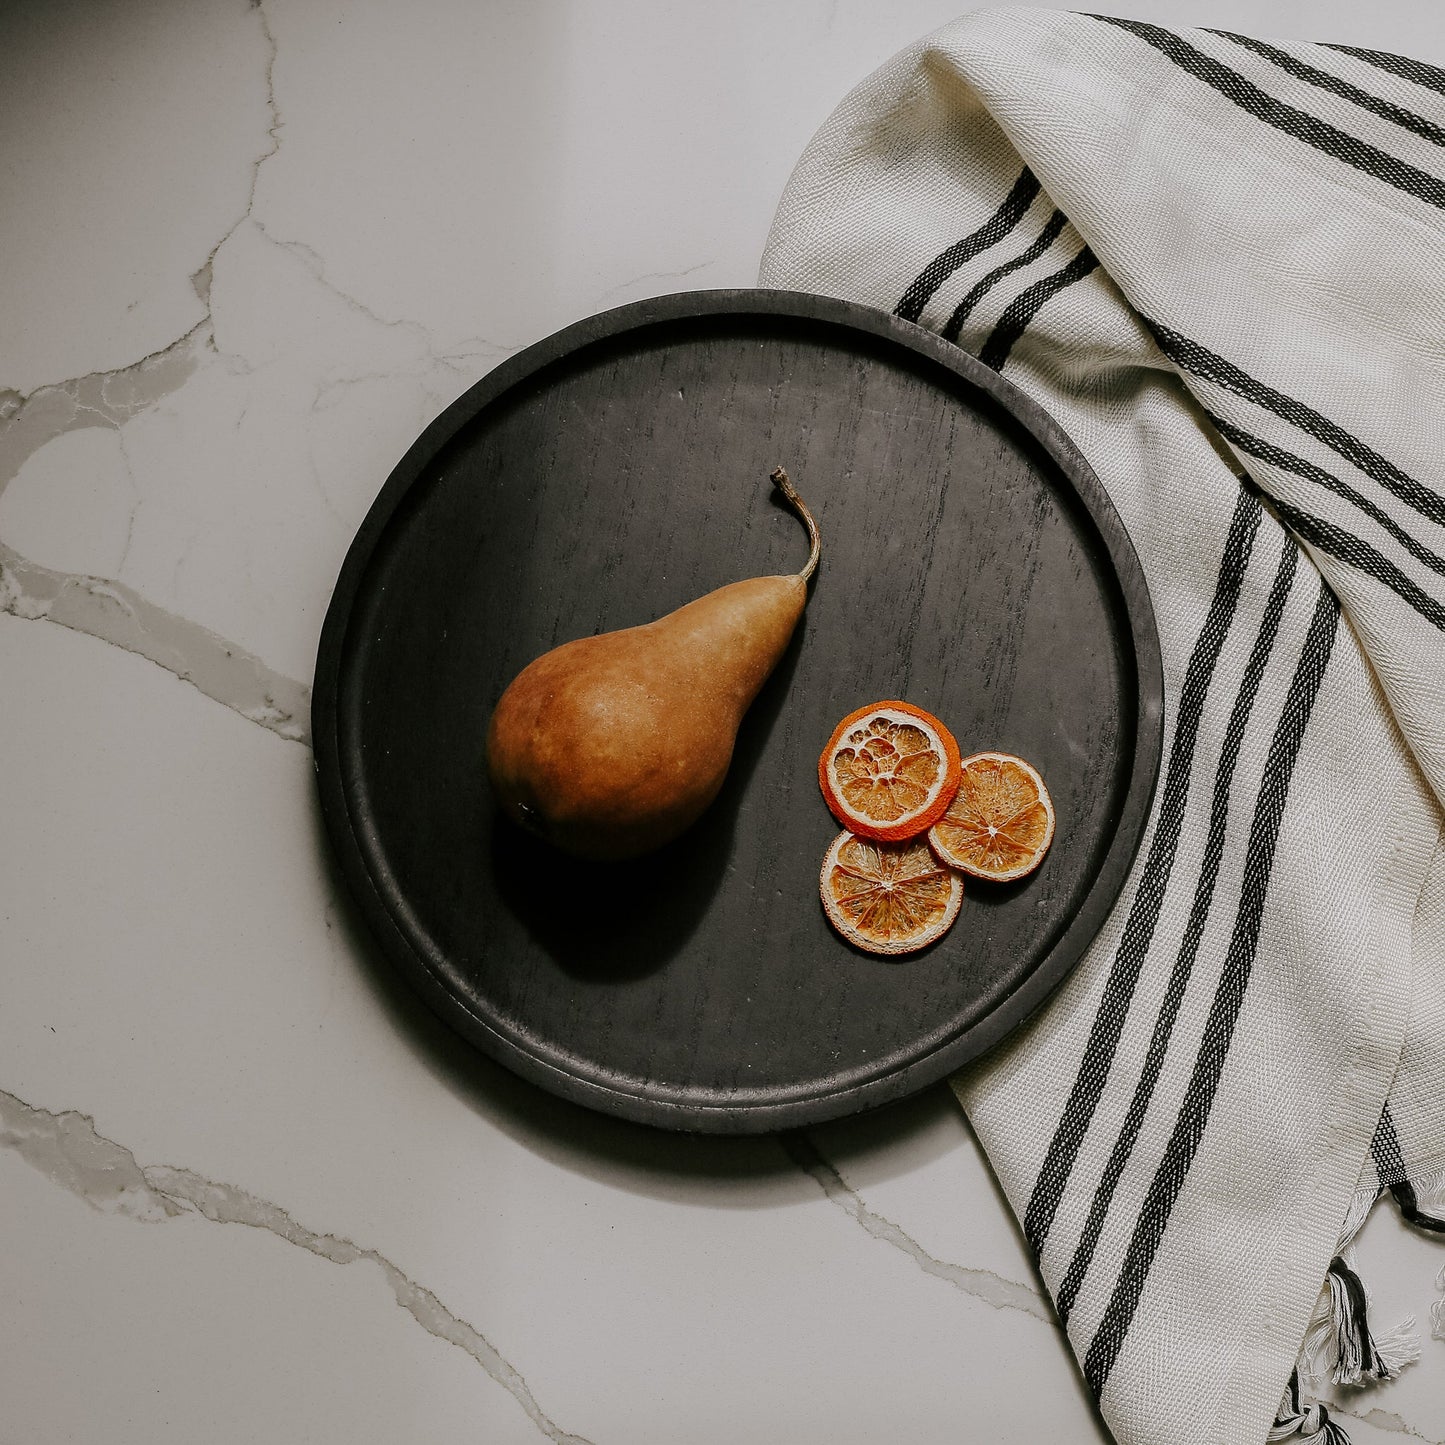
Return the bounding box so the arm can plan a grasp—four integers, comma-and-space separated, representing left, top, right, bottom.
4, 3, 1445, 1441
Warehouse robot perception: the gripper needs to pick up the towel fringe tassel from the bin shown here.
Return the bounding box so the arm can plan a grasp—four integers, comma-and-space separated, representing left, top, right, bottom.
1385, 1162, 1445, 1338
1299, 1251, 1420, 1386
1270, 1370, 1352, 1443
1336, 1182, 1377, 1249
1390, 1162, 1445, 1235
1274, 1167, 1444, 1444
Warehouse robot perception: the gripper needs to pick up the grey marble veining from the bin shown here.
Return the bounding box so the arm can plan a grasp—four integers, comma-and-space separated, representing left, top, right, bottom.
781, 1131, 1053, 1324
0, 1089, 593, 1445
0, 541, 312, 742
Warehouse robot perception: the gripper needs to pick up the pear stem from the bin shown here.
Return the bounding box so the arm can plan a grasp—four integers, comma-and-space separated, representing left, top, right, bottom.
769, 466, 821, 584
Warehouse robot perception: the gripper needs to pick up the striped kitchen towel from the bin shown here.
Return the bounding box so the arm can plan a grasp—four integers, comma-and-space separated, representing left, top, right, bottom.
761, 11, 1445, 1444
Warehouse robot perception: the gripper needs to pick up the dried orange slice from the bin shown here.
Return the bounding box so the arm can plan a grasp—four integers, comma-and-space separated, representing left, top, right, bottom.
818, 700, 962, 842
820, 831, 964, 956
928, 752, 1055, 881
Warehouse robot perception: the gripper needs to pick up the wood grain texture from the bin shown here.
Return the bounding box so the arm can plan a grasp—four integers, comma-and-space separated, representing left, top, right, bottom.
312, 290, 1164, 1133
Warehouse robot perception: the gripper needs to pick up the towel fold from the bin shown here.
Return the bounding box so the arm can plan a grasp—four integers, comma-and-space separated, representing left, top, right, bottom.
761, 11, 1445, 1441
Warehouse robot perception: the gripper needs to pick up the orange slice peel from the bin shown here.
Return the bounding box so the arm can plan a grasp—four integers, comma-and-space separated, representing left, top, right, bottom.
819, 830, 964, 956
818, 700, 962, 842
927, 751, 1055, 882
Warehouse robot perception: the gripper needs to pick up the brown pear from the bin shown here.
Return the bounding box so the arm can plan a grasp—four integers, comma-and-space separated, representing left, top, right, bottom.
487, 467, 821, 860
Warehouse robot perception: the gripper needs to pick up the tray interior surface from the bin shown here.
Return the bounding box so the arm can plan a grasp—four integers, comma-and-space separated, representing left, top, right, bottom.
324, 299, 1153, 1128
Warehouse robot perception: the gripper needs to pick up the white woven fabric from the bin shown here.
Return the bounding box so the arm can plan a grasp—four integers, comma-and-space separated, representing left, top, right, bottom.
761, 11, 1445, 1443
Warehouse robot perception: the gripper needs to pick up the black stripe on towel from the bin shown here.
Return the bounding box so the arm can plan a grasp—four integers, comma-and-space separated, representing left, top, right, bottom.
1211, 413, 1445, 581
1147, 321, 1445, 532
1371, 1102, 1409, 1184
1055, 537, 1300, 1326
1083, 580, 1341, 1397
894, 166, 1041, 323
1207, 30, 1445, 147
1373, 1104, 1445, 1232
941, 209, 1070, 343
1091, 16, 1445, 211
1021, 488, 1263, 1258
977, 244, 1099, 370
1268, 495, 1445, 632
1321, 43, 1445, 100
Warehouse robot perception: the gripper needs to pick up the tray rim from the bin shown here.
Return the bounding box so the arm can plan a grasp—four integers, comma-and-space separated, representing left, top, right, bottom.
312, 287, 1165, 1133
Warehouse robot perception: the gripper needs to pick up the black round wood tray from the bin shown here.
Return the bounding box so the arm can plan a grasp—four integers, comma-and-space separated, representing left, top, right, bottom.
313, 289, 1163, 1133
